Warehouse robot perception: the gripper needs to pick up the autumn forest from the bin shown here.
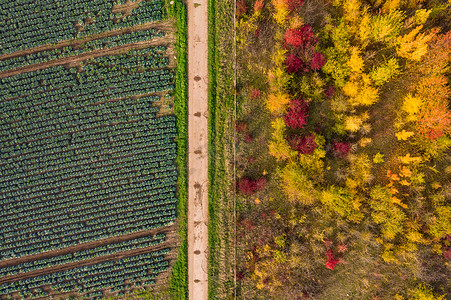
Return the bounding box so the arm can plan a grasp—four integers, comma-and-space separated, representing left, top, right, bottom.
234, 0, 450, 298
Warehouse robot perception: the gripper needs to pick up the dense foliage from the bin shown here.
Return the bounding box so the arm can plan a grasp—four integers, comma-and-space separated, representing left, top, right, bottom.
236, 0, 450, 298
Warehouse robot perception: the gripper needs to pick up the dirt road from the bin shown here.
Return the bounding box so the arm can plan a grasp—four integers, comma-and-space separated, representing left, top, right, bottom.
187, 0, 209, 297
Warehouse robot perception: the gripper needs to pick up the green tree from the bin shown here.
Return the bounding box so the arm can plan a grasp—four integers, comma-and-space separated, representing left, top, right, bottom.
371, 9, 405, 44
369, 185, 406, 241
319, 185, 364, 222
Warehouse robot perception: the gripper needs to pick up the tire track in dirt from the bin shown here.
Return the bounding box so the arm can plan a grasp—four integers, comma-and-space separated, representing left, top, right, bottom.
0, 21, 173, 62
0, 227, 178, 299
187, 0, 209, 297
0, 35, 174, 79
0, 225, 175, 279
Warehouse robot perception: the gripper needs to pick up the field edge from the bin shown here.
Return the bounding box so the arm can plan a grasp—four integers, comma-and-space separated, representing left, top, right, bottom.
167, 0, 189, 298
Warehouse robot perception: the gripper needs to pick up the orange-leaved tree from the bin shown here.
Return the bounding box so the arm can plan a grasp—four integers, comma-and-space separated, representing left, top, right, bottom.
410, 31, 451, 140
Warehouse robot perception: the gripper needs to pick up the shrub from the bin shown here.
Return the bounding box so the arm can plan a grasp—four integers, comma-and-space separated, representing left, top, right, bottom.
250, 88, 262, 99
285, 54, 304, 73
324, 85, 335, 98
244, 132, 255, 143
310, 52, 326, 70
237, 177, 267, 195
332, 141, 351, 158
325, 249, 339, 270
237, 0, 247, 17
288, 134, 317, 154
236, 121, 248, 133
284, 97, 309, 129
286, 0, 304, 11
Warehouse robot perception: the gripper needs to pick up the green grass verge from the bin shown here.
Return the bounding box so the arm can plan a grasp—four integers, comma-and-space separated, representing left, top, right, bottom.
103, 1, 187, 298
207, 0, 219, 297
208, 0, 236, 298
167, 0, 188, 299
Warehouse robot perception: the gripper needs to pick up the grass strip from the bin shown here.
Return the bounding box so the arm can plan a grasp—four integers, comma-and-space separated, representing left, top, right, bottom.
166, 0, 188, 299
208, 0, 236, 298
207, 0, 219, 298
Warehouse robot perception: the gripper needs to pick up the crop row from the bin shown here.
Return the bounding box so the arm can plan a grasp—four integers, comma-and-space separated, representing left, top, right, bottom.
0, 137, 176, 190
1, 73, 173, 105
0, 248, 170, 298
0, 123, 175, 173
0, 187, 176, 245
0, 141, 176, 192
1, 58, 172, 98
0, 31, 167, 72
0, 174, 177, 234
0, 0, 163, 55
0, 208, 175, 261
1, 66, 171, 104
0, 233, 166, 277
1, 181, 177, 230
0, 108, 174, 150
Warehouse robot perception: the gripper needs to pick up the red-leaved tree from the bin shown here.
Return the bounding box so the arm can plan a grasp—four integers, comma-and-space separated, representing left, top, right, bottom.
286, 0, 304, 11
284, 97, 309, 129
332, 141, 351, 158
288, 134, 317, 154
254, 0, 264, 13
237, 177, 267, 195
285, 54, 304, 73
310, 52, 326, 70
417, 102, 451, 140
284, 25, 314, 47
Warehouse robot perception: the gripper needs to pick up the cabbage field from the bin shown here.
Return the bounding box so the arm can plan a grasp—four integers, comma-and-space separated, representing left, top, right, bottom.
0, 0, 183, 298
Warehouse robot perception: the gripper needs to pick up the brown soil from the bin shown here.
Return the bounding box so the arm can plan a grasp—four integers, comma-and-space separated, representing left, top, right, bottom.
0, 21, 173, 62
0, 225, 178, 300
0, 226, 175, 283
0, 34, 174, 79
112, 0, 146, 15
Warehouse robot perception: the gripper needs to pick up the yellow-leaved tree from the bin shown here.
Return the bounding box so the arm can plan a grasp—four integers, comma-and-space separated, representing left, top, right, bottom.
319, 185, 364, 222
370, 58, 400, 86
347, 46, 364, 74
268, 118, 297, 160
369, 185, 406, 242
371, 9, 405, 44
266, 93, 291, 115
279, 161, 317, 205
342, 0, 361, 24
272, 0, 289, 25
402, 93, 423, 121
397, 26, 437, 61
344, 112, 369, 132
